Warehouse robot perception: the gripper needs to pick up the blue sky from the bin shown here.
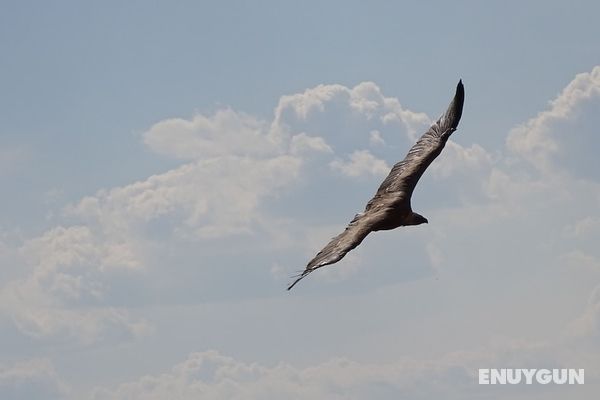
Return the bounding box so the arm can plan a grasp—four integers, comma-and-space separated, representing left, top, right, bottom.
1, 1, 600, 399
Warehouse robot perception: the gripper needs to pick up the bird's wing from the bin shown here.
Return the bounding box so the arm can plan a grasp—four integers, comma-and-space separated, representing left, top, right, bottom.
287, 80, 464, 291
374, 80, 464, 199
287, 200, 395, 290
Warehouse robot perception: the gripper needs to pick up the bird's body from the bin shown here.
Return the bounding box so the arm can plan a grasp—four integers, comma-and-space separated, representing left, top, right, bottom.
288, 80, 464, 290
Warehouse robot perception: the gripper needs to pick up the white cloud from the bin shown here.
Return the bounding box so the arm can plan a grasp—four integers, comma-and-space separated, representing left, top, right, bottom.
330, 150, 390, 178
21, 225, 139, 273
414, 70, 600, 367
67, 155, 302, 239
89, 342, 599, 400
429, 141, 493, 179
290, 132, 333, 155
507, 66, 600, 173
481, 167, 556, 208
6, 70, 600, 358
0, 150, 303, 342
272, 81, 430, 143
368, 130, 385, 146
89, 350, 479, 400
10, 73, 598, 345
143, 108, 281, 160
0, 226, 150, 344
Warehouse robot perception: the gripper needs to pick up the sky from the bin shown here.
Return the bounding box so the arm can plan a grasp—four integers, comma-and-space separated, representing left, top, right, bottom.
1, 1, 600, 399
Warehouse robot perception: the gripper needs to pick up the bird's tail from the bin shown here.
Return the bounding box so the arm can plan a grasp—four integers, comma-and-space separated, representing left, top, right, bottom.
287, 269, 313, 291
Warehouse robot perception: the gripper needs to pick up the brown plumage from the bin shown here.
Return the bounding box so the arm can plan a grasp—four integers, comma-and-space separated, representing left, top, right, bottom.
287, 80, 464, 290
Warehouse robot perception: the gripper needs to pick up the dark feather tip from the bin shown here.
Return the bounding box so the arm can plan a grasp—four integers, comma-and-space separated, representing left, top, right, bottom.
456, 79, 464, 95
287, 270, 310, 291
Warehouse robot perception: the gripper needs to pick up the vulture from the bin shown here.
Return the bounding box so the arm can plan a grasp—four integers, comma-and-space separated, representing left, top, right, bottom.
288, 80, 464, 290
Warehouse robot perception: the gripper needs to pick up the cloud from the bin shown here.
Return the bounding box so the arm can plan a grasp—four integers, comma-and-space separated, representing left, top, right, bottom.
330, 150, 390, 178
290, 133, 333, 155
429, 141, 493, 179
12, 70, 600, 350
136, 81, 435, 239
413, 69, 600, 368
143, 108, 281, 160
89, 342, 599, 400
0, 152, 303, 342
89, 350, 479, 400
5, 81, 430, 341
143, 80, 432, 165
0, 359, 68, 400
67, 155, 302, 239
88, 81, 458, 264
369, 130, 385, 146
0, 76, 564, 344
4, 68, 600, 400
0, 226, 150, 344
272, 81, 429, 129
507, 66, 600, 174
272, 81, 430, 151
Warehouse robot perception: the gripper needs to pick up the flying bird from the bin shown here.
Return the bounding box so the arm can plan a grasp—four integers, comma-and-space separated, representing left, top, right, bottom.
288, 80, 464, 290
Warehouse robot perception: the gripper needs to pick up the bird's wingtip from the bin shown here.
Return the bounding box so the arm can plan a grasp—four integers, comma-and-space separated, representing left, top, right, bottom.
286, 269, 311, 291
454, 79, 465, 102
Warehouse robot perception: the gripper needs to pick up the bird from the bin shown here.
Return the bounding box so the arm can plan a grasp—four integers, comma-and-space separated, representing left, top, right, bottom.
287, 80, 464, 290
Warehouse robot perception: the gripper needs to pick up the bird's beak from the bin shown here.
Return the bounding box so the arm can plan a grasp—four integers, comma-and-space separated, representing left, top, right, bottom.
425, 218, 429, 224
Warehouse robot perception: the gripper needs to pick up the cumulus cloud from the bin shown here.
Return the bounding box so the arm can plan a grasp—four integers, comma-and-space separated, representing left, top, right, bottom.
5, 82, 411, 343
8, 73, 586, 351
369, 130, 385, 146
429, 141, 493, 179
0, 153, 302, 341
330, 150, 390, 178
85, 81, 479, 248
90, 350, 479, 400
142, 81, 431, 165
143, 108, 281, 160
412, 71, 600, 373
5, 75, 576, 345
4, 66, 600, 400
290, 133, 333, 155
507, 66, 600, 174
3, 81, 433, 342
89, 342, 598, 400
0, 226, 150, 343
272, 81, 430, 147
272, 81, 429, 125
67, 155, 302, 239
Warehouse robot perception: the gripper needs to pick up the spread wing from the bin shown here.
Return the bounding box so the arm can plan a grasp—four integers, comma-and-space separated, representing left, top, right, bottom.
287, 80, 464, 290
287, 199, 396, 290
374, 80, 464, 199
